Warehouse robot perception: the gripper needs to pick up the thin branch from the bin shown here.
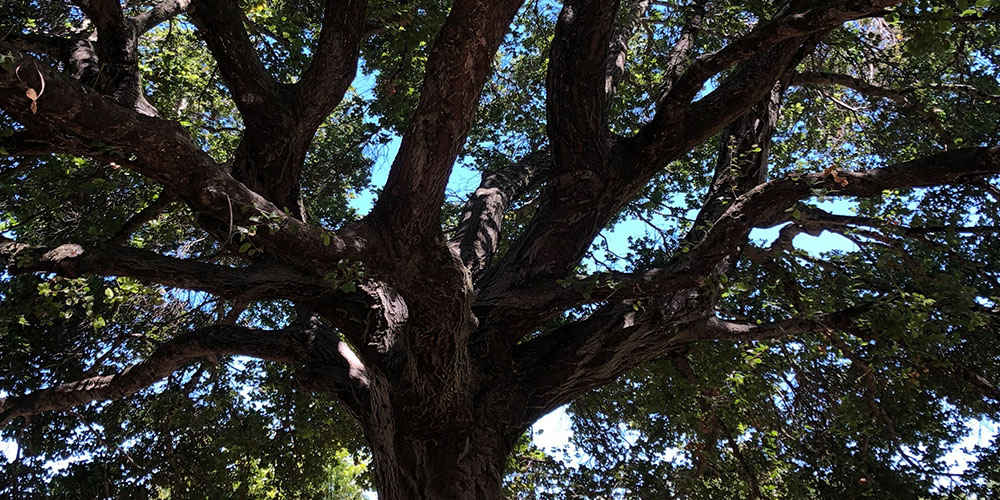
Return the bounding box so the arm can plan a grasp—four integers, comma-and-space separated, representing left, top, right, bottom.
954, 366, 1000, 403
0, 33, 70, 58
658, 0, 904, 108
605, 0, 652, 106
790, 71, 953, 146
109, 192, 176, 245
654, 0, 708, 105
0, 132, 57, 156
688, 308, 867, 343
687, 147, 1000, 280
134, 0, 193, 34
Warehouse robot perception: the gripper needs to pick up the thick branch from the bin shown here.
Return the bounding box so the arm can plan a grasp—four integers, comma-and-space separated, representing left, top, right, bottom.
191, 0, 362, 212
500, 149, 1000, 414
0, 322, 370, 426
477, 40, 804, 328
0, 235, 329, 301
187, 0, 286, 126
513, 302, 868, 424
294, 0, 367, 130
547, 0, 621, 169
450, 150, 552, 274
0, 50, 369, 273
682, 70, 790, 247
76, 0, 157, 115
369, 0, 526, 246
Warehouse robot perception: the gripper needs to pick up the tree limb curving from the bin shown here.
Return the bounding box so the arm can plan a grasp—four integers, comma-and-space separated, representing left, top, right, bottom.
0, 322, 370, 426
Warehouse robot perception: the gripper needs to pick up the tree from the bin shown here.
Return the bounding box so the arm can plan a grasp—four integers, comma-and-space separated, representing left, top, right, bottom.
1, 0, 999, 497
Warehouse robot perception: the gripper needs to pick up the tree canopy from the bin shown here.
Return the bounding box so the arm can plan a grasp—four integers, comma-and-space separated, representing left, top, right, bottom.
1, 0, 1000, 498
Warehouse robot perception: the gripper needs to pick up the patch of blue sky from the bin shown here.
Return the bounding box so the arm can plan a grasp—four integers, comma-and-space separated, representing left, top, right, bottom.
898, 418, 998, 492
940, 419, 997, 478
751, 198, 862, 254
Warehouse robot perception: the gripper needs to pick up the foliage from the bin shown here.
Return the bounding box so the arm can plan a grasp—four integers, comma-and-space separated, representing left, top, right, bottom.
2, 0, 1000, 498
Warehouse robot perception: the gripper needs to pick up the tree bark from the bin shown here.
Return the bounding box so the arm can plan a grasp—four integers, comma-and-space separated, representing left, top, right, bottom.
367, 424, 511, 500
359, 375, 518, 500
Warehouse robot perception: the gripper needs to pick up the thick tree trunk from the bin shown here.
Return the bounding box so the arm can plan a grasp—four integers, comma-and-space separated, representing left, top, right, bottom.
368, 427, 510, 500
360, 371, 518, 500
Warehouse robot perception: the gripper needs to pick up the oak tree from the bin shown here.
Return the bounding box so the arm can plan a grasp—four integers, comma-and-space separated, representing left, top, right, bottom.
2, 0, 1000, 498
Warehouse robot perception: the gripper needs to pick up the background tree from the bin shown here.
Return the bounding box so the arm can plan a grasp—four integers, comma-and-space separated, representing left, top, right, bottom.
1, 0, 999, 498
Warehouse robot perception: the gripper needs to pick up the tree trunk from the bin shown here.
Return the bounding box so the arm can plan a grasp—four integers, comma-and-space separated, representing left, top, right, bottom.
366, 419, 511, 500
360, 371, 518, 500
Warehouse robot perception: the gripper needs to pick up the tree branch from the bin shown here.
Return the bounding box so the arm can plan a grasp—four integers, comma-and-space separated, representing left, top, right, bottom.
450, 149, 552, 275
689, 147, 1000, 279
0, 321, 370, 426
689, 310, 864, 342
628, 36, 807, 174
75, 0, 157, 115
788, 204, 1000, 239
0, 49, 369, 273
109, 192, 176, 245
134, 0, 193, 34
478, 37, 812, 303
953, 366, 1000, 404
605, 0, 651, 106
0, 235, 330, 301
790, 71, 952, 146
547, 0, 621, 169
0, 131, 57, 157
657, 0, 903, 109
512, 302, 868, 424
0, 33, 70, 58
369, 0, 526, 247
654, 0, 708, 105
477, 39, 805, 331
294, 0, 367, 130
187, 0, 285, 126
504, 147, 1000, 418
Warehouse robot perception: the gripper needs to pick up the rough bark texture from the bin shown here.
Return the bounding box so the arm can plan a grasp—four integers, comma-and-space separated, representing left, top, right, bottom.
5, 0, 1000, 498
